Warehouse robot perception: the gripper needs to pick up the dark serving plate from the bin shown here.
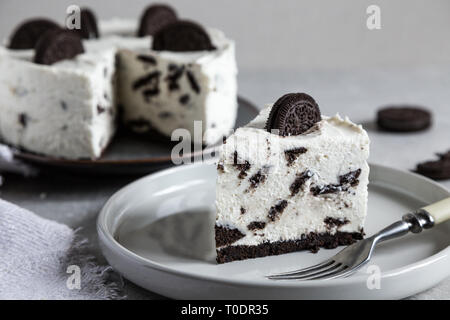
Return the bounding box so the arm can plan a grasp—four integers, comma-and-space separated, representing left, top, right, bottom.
14, 96, 258, 175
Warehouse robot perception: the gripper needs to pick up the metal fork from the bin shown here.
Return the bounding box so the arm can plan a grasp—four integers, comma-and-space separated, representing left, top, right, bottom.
267, 197, 450, 281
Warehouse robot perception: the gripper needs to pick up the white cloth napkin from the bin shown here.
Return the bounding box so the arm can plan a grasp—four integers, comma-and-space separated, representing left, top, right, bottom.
0, 198, 123, 300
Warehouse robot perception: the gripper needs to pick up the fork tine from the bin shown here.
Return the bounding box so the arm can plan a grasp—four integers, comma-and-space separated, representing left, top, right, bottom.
280, 263, 343, 280
317, 260, 370, 281
267, 260, 338, 280
267, 259, 335, 279
267, 259, 336, 279
315, 266, 356, 281
299, 265, 348, 281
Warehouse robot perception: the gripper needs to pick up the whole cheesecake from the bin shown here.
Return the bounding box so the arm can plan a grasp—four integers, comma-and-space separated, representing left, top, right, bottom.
0, 6, 238, 159
215, 93, 370, 263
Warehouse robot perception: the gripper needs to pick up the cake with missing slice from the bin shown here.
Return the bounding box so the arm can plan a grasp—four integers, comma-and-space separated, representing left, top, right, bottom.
215, 93, 370, 263
0, 5, 237, 159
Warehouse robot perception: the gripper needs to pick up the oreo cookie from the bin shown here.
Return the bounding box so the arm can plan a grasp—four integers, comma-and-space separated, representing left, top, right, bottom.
416, 151, 450, 180
152, 20, 216, 52
74, 8, 99, 39
34, 29, 84, 65
266, 93, 321, 136
8, 19, 60, 49
137, 4, 178, 37
437, 151, 450, 161
377, 106, 432, 132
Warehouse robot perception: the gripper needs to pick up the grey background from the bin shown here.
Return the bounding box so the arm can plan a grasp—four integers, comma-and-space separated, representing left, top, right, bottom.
1, 1, 449, 299
1, 0, 450, 71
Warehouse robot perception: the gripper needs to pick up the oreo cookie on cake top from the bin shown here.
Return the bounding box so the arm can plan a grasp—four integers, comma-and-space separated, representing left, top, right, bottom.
152, 20, 216, 52
73, 8, 100, 39
266, 93, 321, 136
215, 93, 370, 263
8, 18, 60, 49
137, 4, 178, 37
34, 28, 85, 65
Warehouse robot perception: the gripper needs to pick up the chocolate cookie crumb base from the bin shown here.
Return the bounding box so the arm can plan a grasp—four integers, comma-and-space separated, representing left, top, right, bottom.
216, 231, 363, 263
215, 225, 245, 247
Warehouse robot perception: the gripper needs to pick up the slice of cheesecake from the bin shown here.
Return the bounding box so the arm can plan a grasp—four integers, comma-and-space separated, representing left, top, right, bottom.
215, 93, 370, 263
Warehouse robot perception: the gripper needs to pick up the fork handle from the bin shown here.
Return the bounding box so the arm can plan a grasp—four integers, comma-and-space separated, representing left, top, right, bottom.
400, 196, 450, 234
365, 197, 450, 250
421, 197, 450, 225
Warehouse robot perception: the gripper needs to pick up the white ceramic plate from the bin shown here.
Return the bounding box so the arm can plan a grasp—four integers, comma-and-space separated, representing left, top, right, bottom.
97, 163, 450, 299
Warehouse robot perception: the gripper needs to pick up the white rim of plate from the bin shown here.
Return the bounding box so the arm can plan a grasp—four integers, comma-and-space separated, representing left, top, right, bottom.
97, 162, 450, 288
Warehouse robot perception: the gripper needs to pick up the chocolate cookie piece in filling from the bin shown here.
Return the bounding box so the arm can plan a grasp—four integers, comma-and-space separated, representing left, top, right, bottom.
249, 170, 266, 189
247, 221, 266, 231
290, 170, 313, 196
268, 200, 288, 222
285, 147, 308, 166
311, 169, 361, 196
233, 151, 251, 179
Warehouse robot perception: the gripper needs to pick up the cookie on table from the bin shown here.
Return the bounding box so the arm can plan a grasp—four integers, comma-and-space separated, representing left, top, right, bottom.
415, 150, 450, 180
377, 105, 432, 132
